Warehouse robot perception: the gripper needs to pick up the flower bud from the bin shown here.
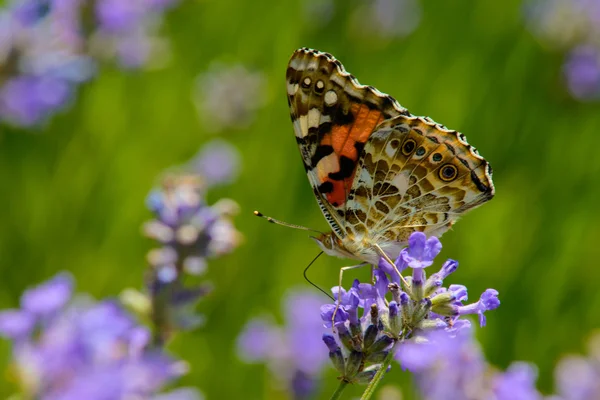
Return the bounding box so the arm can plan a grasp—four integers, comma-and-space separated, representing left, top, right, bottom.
344, 350, 364, 378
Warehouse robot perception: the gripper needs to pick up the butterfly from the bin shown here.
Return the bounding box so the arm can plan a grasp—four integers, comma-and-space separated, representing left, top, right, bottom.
286, 48, 494, 267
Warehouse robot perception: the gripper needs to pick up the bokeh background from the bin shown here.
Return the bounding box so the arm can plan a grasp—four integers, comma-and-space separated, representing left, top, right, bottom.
1, 0, 600, 398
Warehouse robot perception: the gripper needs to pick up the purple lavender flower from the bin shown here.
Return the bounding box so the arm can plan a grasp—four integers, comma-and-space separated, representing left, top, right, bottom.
238, 290, 330, 399
318, 232, 501, 388
141, 161, 241, 342
0, 272, 200, 399
144, 173, 242, 275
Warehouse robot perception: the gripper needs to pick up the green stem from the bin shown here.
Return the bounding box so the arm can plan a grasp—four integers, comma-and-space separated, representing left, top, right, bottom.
360, 340, 398, 400
329, 380, 350, 400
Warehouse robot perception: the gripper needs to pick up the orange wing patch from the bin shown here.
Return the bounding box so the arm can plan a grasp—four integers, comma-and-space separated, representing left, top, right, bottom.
316, 104, 384, 207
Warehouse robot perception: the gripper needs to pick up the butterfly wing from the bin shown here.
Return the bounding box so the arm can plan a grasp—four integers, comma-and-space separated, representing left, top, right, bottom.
344, 115, 494, 244
286, 48, 410, 238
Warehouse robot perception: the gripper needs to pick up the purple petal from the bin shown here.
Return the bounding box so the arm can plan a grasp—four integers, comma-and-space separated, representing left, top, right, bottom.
424, 236, 442, 260
0, 310, 35, 339
440, 259, 459, 279
373, 269, 389, 297
21, 272, 73, 316
449, 284, 468, 303
319, 304, 348, 328
457, 288, 500, 327
322, 334, 339, 353
408, 232, 427, 258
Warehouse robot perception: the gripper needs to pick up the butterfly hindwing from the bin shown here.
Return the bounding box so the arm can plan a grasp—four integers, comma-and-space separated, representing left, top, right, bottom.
286, 48, 409, 237
344, 115, 495, 243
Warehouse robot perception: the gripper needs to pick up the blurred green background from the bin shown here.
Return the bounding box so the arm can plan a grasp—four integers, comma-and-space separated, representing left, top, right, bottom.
2, 0, 600, 398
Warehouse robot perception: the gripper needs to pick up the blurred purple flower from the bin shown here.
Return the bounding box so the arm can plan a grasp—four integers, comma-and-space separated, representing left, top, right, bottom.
0, 0, 181, 127
525, 0, 600, 101
144, 173, 242, 274
238, 290, 329, 399
0, 272, 200, 399
0, 75, 72, 126
525, 0, 600, 49
302, 0, 334, 26
350, 0, 422, 39
192, 63, 267, 133
398, 329, 541, 399
96, 0, 144, 33
237, 318, 278, 362
190, 139, 241, 186
564, 45, 600, 100
552, 332, 600, 400
493, 362, 541, 400
21, 271, 73, 316
142, 165, 241, 342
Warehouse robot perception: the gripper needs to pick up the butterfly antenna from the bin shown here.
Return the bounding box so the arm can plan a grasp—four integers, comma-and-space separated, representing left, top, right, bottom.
254, 211, 324, 235
303, 251, 334, 301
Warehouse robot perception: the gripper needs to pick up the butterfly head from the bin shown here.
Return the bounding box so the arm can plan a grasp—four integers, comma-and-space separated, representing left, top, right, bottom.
312, 232, 350, 259
311, 232, 379, 264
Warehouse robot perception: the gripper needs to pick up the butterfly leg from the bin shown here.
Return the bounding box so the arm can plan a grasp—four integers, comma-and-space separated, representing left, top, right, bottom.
332, 262, 369, 332
373, 244, 410, 287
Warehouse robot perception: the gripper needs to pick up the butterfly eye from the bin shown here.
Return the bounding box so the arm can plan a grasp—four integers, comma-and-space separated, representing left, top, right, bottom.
402, 139, 416, 155
439, 164, 458, 181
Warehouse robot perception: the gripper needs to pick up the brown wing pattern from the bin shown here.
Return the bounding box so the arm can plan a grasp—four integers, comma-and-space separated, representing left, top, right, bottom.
343, 115, 495, 243
286, 48, 410, 237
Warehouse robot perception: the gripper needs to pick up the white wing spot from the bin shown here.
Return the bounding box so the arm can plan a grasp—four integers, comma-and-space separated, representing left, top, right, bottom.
287, 82, 298, 95
303, 77, 312, 86
324, 90, 338, 106
293, 118, 306, 138
385, 141, 397, 158
316, 153, 340, 182
390, 173, 409, 195
316, 80, 325, 90
308, 108, 321, 128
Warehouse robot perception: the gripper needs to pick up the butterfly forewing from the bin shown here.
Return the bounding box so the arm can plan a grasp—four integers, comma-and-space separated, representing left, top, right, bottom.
286, 48, 409, 237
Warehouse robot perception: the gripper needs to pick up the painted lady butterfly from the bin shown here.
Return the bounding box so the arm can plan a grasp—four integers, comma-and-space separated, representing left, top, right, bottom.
286, 48, 494, 267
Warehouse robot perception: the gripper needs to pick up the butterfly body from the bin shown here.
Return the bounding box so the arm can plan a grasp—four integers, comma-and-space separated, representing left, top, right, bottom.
287, 48, 494, 264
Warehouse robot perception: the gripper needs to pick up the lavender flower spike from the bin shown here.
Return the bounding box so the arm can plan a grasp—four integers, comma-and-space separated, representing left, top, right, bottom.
318, 231, 501, 396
